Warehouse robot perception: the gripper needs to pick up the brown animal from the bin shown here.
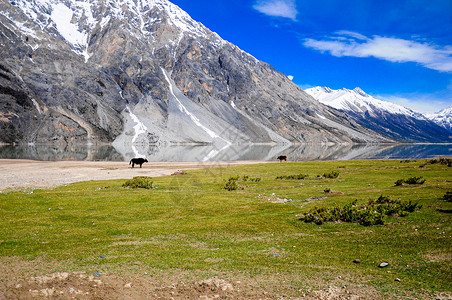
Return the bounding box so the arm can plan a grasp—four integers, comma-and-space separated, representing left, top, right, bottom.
129, 157, 148, 168
277, 155, 287, 162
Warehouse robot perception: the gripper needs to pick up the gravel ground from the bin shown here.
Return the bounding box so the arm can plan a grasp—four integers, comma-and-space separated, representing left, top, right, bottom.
0, 159, 267, 191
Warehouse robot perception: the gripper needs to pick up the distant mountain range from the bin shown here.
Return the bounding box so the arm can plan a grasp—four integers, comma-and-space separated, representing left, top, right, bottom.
305, 87, 452, 143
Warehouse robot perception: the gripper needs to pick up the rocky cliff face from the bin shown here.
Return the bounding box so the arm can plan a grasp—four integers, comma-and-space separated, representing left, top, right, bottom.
0, 0, 390, 152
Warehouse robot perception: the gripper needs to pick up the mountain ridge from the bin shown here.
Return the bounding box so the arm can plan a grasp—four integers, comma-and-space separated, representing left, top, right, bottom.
426, 107, 452, 132
306, 86, 452, 143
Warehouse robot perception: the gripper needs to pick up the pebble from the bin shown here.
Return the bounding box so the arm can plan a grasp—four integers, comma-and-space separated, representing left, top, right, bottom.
395, 278, 401, 282
93, 273, 102, 277
353, 259, 361, 263
379, 262, 389, 268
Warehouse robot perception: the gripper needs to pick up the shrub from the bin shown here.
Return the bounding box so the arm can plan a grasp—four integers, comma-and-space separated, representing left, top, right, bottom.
123, 176, 154, 189
242, 175, 262, 182
223, 175, 261, 191
276, 173, 308, 180
420, 158, 452, 167
324, 188, 331, 193
300, 195, 421, 226
224, 176, 241, 191
443, 191, 452, 202
395, 176, 425, 186
404, 176, 425, 185
394, 179, 404, 186
249, 177, 262, 182
323, 171, 339, 178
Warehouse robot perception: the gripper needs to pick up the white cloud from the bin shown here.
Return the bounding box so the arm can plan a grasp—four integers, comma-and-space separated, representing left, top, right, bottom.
303, 31, 452, 72
253, 0, 298, 21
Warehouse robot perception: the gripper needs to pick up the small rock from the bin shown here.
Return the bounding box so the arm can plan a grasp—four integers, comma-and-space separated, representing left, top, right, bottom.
379, 262, 389, 268
273, 254, 280, 257
353, 259, 361, 263
395, 278, 401, 282
124, 283, 132, 288
93, 273, 102, 277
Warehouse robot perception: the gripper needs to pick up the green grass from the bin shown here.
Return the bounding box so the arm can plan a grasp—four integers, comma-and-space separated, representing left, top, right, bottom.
0, 159, 451, 297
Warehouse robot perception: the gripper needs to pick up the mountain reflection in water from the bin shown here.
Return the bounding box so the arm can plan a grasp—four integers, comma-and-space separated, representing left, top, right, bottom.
0, 143, 450, 162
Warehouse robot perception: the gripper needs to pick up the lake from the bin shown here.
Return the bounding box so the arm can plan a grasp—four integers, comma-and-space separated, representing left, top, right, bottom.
0, 143, 450, 162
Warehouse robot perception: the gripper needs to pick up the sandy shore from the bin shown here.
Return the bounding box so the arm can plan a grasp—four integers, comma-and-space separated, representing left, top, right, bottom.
0, 159, 267, 191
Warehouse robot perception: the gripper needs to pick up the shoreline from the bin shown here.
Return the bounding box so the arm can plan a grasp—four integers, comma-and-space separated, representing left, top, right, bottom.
0, 159, 269, 191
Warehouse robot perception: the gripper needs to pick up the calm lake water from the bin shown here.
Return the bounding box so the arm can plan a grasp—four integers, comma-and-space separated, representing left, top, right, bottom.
0, 143, 450, 162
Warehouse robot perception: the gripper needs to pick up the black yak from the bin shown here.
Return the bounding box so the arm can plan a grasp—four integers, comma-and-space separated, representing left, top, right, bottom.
129, 158, 148, 168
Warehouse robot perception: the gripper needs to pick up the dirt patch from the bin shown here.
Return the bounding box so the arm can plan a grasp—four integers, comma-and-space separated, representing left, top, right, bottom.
422, 251, 452, 263
1, 256, 450, 299
9, 272, 141, 300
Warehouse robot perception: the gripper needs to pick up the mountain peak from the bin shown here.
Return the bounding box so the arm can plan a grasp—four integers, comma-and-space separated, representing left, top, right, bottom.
353, 87, 368, 97
426, 107, 452, 132
10, 0, 211, 45
305, 86, 424, 119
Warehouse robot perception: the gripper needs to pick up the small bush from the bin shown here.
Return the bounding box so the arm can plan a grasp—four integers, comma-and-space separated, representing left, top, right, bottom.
395, 176, 425, 186
323, 171, 339, 178
394, 179, 404, 186
300, 195, 421, 226
224, 176, 241, 191
249, 177, 262, 182
241, 175, 262, 182
404, 176, 425, 185
421, 158, 452, 167
123, 176, 154, 189
223, 175, 261, 191
443, 191, 452, 202
276, 173, 308, 180
324, 188, 331, 193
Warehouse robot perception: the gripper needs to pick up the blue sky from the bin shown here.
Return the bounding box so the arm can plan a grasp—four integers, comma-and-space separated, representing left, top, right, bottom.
170, 0, 452, 113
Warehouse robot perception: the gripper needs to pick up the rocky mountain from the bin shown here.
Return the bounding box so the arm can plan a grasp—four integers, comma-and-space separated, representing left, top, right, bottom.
306, 87, 452, 143
0, 0, 391, 156
426, 107, 452, 132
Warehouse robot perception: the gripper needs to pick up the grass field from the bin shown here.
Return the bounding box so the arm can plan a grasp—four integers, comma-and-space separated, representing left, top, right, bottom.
0, 159, 451, 298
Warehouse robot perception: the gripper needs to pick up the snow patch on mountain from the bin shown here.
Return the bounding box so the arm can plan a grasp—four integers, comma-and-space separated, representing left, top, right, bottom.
306, 86, 427, 120
50, 3, 88, 52
426, 107, 452, 131
11, 0, 214, 46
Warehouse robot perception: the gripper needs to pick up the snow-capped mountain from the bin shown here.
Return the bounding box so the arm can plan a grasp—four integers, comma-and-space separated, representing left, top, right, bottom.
426, 107, 452, 132
1, 0, 392, 156
306, 87, 452, 143
306, 87, 427, 120
6, 0, 222, 61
